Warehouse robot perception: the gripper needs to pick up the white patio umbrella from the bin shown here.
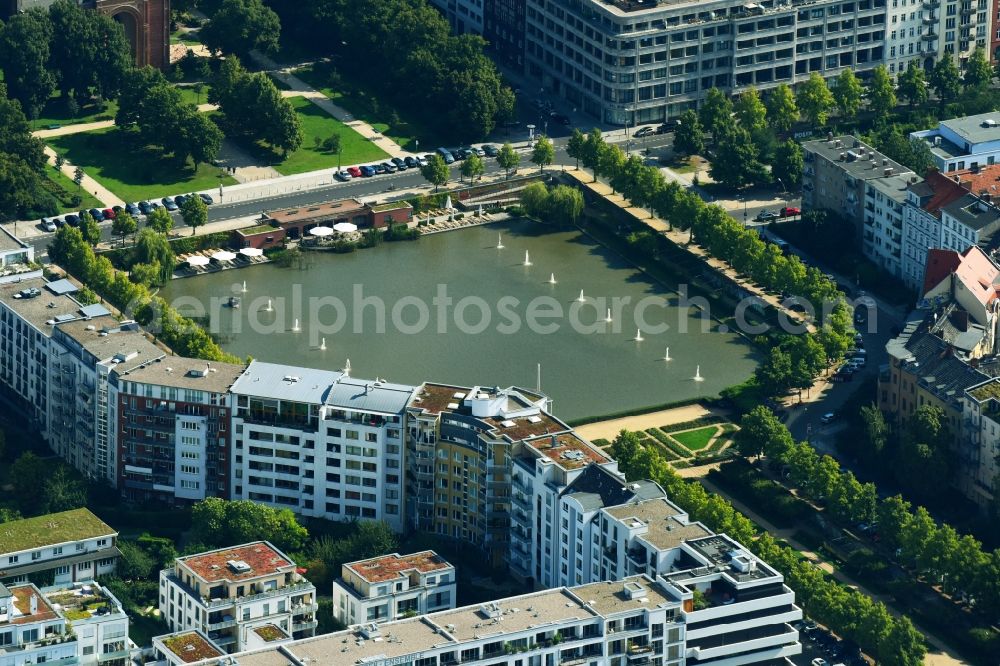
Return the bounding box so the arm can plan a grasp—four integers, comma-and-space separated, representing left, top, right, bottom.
239, 247, 264, 257
211, 250, 237, 261
187, 255, 210, 267
310, 226, 334, 237
333, 222, 358, 233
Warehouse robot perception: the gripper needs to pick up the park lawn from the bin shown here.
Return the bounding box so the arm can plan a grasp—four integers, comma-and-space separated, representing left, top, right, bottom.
270, 96, 388, 176
44, 167, 103, 213
669, 426, 718, 452
34, 93, 117, 128
174, 85, 208, 107
170, 28, 203, 46
47, 126, 236, 203
294, 65, 446, 151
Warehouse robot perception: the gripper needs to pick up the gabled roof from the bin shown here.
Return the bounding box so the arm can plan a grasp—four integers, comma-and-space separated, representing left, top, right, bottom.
912, 170, 969, 218
922, 248, 963, 296
923, 245, 1000, 308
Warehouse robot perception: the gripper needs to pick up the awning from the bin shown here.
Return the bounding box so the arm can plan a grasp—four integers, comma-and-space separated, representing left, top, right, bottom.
309, 226, 333, 237
240, 247, 264, 257
187, 256, 210, 267
333, 222, 358, 233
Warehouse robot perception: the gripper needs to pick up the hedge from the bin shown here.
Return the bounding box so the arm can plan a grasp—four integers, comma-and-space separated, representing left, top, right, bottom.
645, 428, 693, 459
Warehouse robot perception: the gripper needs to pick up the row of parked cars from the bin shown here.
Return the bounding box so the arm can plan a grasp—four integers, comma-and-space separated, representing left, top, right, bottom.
831, 334, 867, 383
40, 194, 216, 231
335, 146, 500, 181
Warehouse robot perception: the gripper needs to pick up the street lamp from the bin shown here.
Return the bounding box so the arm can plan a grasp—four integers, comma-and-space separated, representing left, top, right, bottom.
742, 196, 748, 226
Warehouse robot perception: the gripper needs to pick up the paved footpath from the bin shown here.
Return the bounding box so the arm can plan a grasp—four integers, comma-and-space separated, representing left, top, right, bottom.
574, 404, 717, 442
43, 146, 124, 208
249, 51, 409, 158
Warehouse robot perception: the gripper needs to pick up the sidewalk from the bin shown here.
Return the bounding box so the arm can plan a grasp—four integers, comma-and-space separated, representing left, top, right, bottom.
249, 51, 409, 159
699, 477, 967, 666
43, 146, 124, 208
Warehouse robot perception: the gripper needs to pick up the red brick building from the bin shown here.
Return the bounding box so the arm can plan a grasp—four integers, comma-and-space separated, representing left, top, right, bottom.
96, 0, 171, 70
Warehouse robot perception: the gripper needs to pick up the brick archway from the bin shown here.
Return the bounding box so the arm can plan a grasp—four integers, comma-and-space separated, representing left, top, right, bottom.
95, 0, 170, 70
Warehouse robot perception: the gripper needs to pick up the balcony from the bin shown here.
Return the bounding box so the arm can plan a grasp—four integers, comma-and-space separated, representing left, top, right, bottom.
923, 0, 939, 6
206, 618, 237, 630
292, 620, 318, 632
922, 15, 936, 23
98, 650, 131, 662
922, 31, 938, 40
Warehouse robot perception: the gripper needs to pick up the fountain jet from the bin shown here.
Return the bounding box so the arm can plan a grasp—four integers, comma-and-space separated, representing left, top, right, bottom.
497, 233, 505, 249
319, 338, 327, 351
548, 273, 557, 284
634, 328, 644, 341
523, 250, 532, 266
663, 347, 671, 361
577, 289, 585, 303
291, 318, 300, 332
694, 365, 704, 381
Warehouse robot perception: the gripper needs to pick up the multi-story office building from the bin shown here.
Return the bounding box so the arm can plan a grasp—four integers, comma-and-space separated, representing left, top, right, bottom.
0, 509, 118, 587
913, 111, 1000, 172
158, 542, 317, 654
230, 362, 413, 531
115, 358, 244, 504
47, 319, 163, 484
331, 551, 456, 625
484, 0, 526, 71
406, 383, 556, 566
522, 0, 889, 125
801, 135, 913, 238
42, 581, 131, 666
429, 0, 485, 33
152, 549, 801, 666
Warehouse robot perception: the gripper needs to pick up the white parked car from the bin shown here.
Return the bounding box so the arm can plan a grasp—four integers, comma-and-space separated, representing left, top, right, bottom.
335, 170, 353, 181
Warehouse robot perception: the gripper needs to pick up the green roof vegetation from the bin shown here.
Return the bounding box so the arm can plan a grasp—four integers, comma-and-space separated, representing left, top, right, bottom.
0, 508, 115, 554
238, 223, 279, 236
969, 380, 1000, 402
369, 201, 411, 213
253, 624, 286, 642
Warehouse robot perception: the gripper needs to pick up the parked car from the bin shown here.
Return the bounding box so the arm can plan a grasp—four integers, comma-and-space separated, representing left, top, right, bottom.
64, 214, 80, 227
656, 119, 681, 134
391, 157, 407, 171
360, 165, 376, 177
780, 206, 801, 217
831, 372, 853, 383
199, 193, 214, 205
848, 356, 866, 368
381, 161, 397, 173
102, 208, 117, 220
820, 412, 836, 424
138, 201, 153, 215
634, 126, 655, 138
416, 155, 429, 167
112, 205, 125, 216
335, 170, 352, 181
161, 197, 178, 211
755, 210, 779, 222
347, 166, 363, 178
88, 208, 105, 221
404, 156, 419, 168
373, 163, 388, 175
40, 218, 57, 232
811, 658, 829, 666
482, 144, 498, 157
175, 194, 189, 207
436, 147, 455, 164
125, 202, 141, 217
550, 112, 571, 125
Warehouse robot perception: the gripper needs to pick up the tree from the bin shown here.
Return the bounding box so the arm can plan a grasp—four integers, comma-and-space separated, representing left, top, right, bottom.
581, 128, 605, 180
217, 71, 302, 155
73, 167, 84, 187
566, 128, 586, 168
766, 84, 799, 133
930, 53, 961, 107
867, 65, 897, 120
322, 133, 342, 167
79, 211, 101, 246
530, 136, 555, 173
673, 110, 704, 157
699, 87, 733, 140
40, 466, 86, 514
117, 540, 156, 580
877, 617, 926, 666
736, 406, 793, 459
48, 0, 131, 103
897, 61, 929, 107
832, 69, 863, 119
112, 212, 137, 246
200, 0, 281, 58
420, 154, 450, 191
597, 143, 625, 192
496, 142, 520, 179
134, 228, 175, 284
734, 87, 767, 133
146, 207, 174, 234
548, 185, 584, 225
181, 195, 208, 235
520, 181, 550, 219
0, 9, 56, 120
796, 73, 835, 126
460, 153, 485, 182
772, 139, 804, 188
9, 452, 48, 514
182, 111, 224, 167
963, 47, 992, 91
191, 498, 309, 552
710, 125, 768, 189
116, 66, 168, 129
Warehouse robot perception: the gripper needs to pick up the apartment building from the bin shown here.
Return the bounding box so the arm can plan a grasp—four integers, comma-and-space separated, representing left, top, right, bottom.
230, 362, 413, 531
151, 561, 801, 666
406, 383, 556, 566
0, 277, 104, 436
332, 551, 456, 625
152, 631, 225, 666
913, 111, 1000, 173
901, 169, 969, 290
42, 581, 131, 666
115, 359, 244, 505
158, 542, 317, 654
0, 582, 78, 666
429, 0, 485, 33
0, 227, 36, 285
863, 173, 912, 278
961, 378, 1000, 508
522, 0, 889, 125
801, 135, 913, 238
47, 319, 163, 484
0, 509, 118, 587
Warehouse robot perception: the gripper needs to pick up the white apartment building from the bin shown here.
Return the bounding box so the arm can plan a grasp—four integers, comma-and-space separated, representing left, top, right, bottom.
42, 581, 131, 666
961, 379, 1000, 507
47, 319, 163, 484
152, 563, 801, 666
900, 171, 965, 290
0, 582, 78, 666
913, 111, 1000, 172
510, 438, 665, 588
863, 173, 912, 278
886, 0, 934, 74
0, 227, 36, 285
230, 362, 414, 531
158, 542, 317, 654
0, 509, 118, 587
332, 551, 456, 625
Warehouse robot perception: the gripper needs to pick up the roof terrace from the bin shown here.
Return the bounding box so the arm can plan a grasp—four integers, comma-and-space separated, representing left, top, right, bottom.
345, 551, 451, 584
178, 542, 292, 583
158, 631, 225, 664
525, 432, 610, 470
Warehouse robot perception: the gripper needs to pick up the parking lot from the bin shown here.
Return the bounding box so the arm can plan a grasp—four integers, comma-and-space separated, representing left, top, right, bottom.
787, 620, 868, 666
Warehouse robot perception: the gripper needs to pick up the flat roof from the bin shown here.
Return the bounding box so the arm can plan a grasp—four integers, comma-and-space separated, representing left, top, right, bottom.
119, 358, 245, 394
55, 319, 164, 369
3, 583, 59, 626
866, 174, 912, 203
968, 378, 1000, 402
524, 432, 610, 470
942, 193, 1000, 231
230, 361, 343, 404
325, 376, 416, 415
345, 551, 451, 584
289, 618, 447, 664
940, 111, 1000, 148
43, 582, 124, 624
409, 382, 471, 415
0, 277, 85, 334
604, 499, 712, 551
266, 198, 366, 225
0, 509, 115, 554
178, 542, 293, 583
803, 135, 913, 180
483, 410, 568, 442
159, 631, 225, 663
570, 576, 678, 616
230, 650, 297, 666
0, 226, 27, 253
